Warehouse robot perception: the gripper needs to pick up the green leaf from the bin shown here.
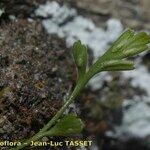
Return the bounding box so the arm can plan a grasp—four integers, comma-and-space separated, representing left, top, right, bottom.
101, 60, 135, 71
123, 45, 148, 58
109, 29, 134, 53
47, 114, 84, 136
88, 60, 135, 76
73, 40, 88, 79
98, 29, 150, 62
86, 29, 150, 78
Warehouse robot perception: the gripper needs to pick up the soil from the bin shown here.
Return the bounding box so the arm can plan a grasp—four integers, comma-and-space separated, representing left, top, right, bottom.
0, 0, 46, 19
0, 19, 76, 148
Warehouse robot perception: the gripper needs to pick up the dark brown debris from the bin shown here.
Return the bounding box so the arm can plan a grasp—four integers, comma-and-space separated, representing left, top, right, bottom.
0, 19, 74, 140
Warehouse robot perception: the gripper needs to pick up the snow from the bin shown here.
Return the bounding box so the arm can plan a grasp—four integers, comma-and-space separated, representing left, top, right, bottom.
123, 64, 150, 97
113, 100, 150, 139
35, 1, 123, 90
112, 61, 150, 139
35, 1, 123, 61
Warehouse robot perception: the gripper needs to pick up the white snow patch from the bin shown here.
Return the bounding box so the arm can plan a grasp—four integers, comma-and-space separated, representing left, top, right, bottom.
35, 1, 123, 90
35, 1, 76, 19
122, 64, 150, 96
88, 72, 112, 90
112, 62, 150, 139
113, 100, 150, 138
35, 1, 123, 60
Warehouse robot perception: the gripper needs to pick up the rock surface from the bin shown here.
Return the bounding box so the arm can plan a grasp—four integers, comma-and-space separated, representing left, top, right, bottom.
0, 19, 74, 140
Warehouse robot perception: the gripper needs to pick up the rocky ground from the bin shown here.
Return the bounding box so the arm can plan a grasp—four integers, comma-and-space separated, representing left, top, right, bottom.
0, 0, 150, 150
0, 19, 76, 149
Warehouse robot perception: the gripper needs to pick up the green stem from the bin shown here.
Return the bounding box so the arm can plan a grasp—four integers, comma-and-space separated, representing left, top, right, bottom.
12, 73, 91, 150
10, 130, 56, 150
39, 76, 87, 133
10, 132, 45, 150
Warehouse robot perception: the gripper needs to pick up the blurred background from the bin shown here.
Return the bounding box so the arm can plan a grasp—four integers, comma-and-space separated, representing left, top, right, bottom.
0, 0, 150, 150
